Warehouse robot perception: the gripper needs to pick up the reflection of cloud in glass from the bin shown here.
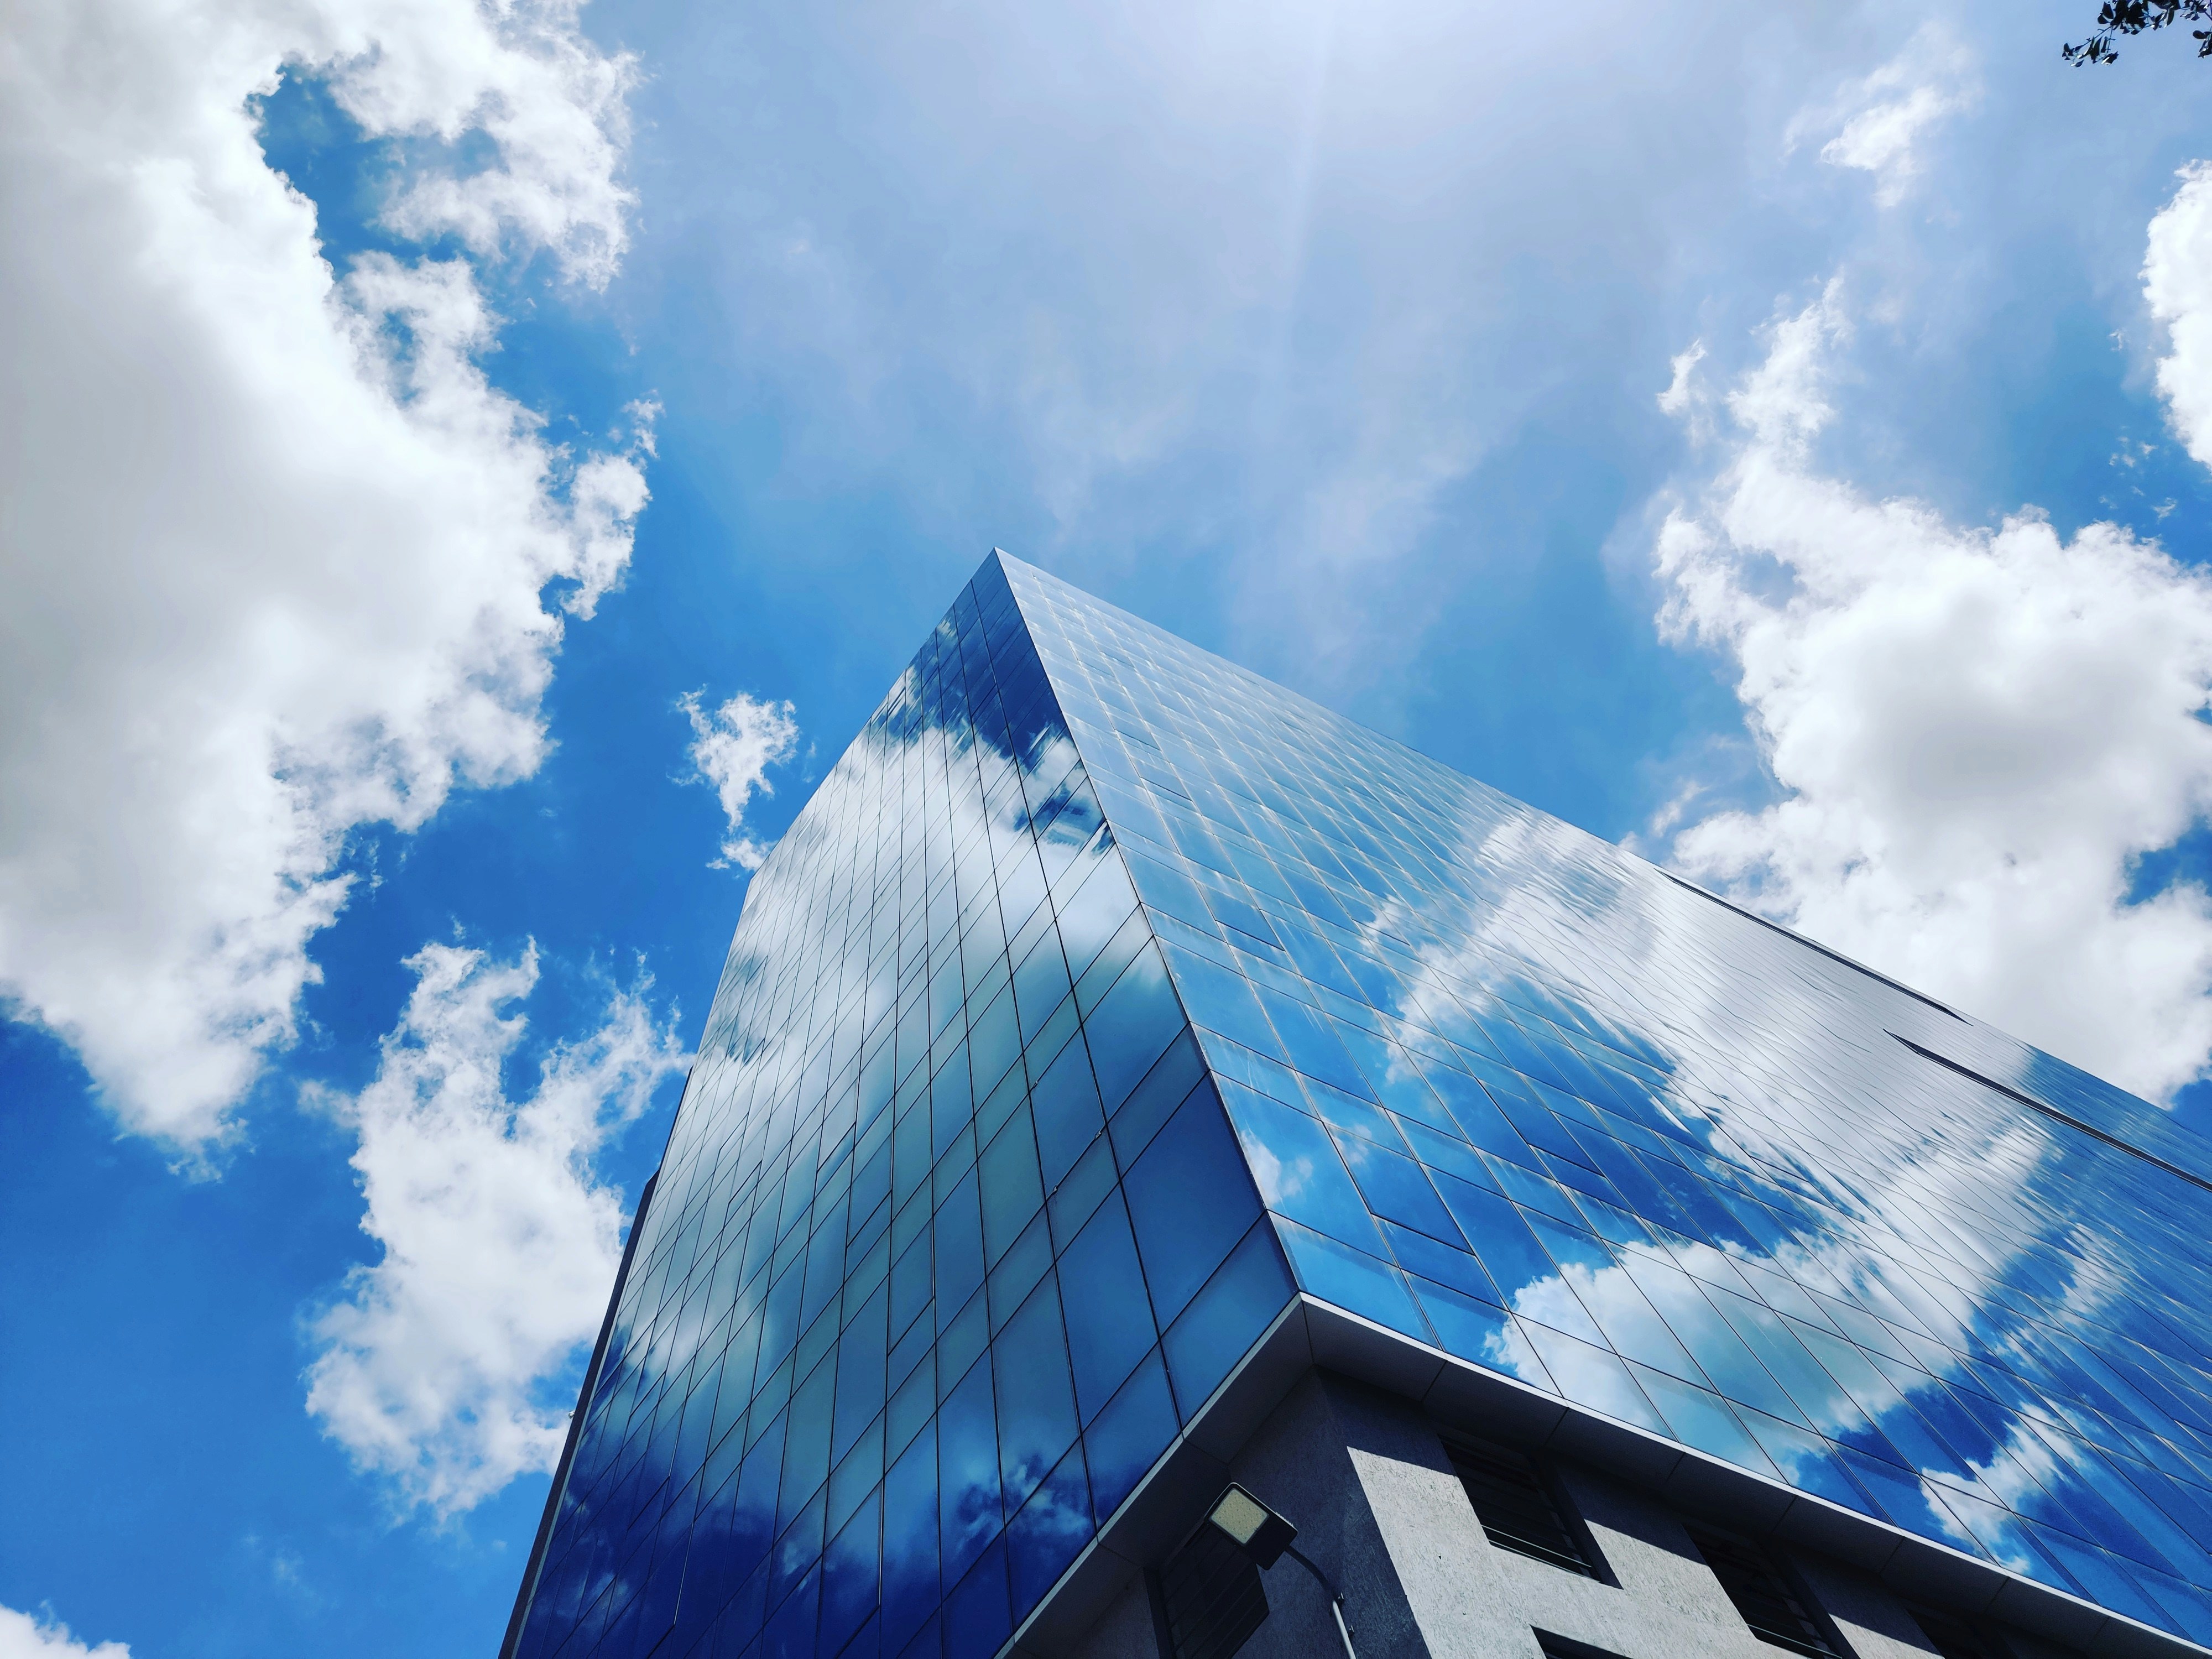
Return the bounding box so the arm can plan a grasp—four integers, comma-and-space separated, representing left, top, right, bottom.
1477, 1314, 1553, 1390
1240, 1134, 1313, 1210
1421, 821, 2212, 1608
991, 556, 2212, 1634
621, 615, 1115, 1428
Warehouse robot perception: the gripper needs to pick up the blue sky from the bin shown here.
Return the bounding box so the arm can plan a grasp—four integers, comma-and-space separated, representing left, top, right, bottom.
11, 1, 2212, 1655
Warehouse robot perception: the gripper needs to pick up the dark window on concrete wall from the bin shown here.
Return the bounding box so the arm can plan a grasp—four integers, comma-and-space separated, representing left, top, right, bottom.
1910, 1608, 2002, 1659
1685, 1527, 1838, 1657
1157, 1520, 1269, 1659
1446, 1439, 1599, 1578
1535, 1633, 1630, 1659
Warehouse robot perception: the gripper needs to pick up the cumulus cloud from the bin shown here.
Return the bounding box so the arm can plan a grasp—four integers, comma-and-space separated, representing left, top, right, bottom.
0, 0, 645, 1157
2146, 163, 2212, 471
680, 690, 801, 870
1650, 284, 2212, 1101
1790, 24, 1978, 208
304, 940, 686, 1517
0, 1606, 128, 1659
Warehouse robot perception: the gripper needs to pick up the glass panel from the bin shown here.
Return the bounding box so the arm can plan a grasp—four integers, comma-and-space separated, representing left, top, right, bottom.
1161, 1218, 1296, 1416
1122, 1083, 1264, 1326
1057, 1193, 1158, 1422
1082, 1349, 1178, 1524
514, 552, 2212, 1656
1005, 1442, 1095, 1614
992, 1278, 1079, 1513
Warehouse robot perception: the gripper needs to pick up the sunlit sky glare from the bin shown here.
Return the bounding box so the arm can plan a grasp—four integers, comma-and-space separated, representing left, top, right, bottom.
9, 1, 2212, 1654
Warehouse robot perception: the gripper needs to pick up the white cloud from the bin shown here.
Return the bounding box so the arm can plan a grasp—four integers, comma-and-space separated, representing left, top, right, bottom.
1790, 24, 1978, 208
303, 940, 686, 1517
1650, 284, 2212, 1102
0, 1606, 128, 1659
2146, 162, 2212, 471
0, 0, 645, 1155
1656, 340, 1707, 419
680, 690, 801, 870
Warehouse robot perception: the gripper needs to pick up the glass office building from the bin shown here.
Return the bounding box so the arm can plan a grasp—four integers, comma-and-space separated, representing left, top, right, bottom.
504, 552, 2212, 1659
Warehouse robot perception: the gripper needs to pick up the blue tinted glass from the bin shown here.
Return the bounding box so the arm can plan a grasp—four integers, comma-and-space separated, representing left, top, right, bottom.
1297, 1076, 1404, 1150
1526, 1218, 1706, 1384
779, 1359, 837, 1531
1408, 1275, 1538, 1379
1005, 1442, 1095, 1614
1217, 1081, 1385, 1253
1394, 1116, 1495, 1187
1123, 1086, 1262, 1324
2046, 1530, 2172, 1627
1420, 1066, 1533, 1164
1160, 946, 1278, 1056
820, 1490, 881, 1656
1835, 1446, 1985, 1552
1082, 946, 1188, 1111
1617, 1251, 1803, 1423
1161, 1220, 1295, 1416
942, 1536, 1010, 1659
1738, 1409, 1877, 1516
1046, 1133, 1117, 1253
1516, 1323, 1665, 1434
1012, 938, 1070, 1047
1381, 1220, 1500, 1306
1490, 1159, 1585, 1227
1122, 849, 1211, 932
1431, 1178, 1605, 1345
880, 1422, 938, 1651
933, 1174, 985, 1325
632, 1545, 682, 1652
1027, 1036, 1103, 1190
1274, 1218, 1430, 1341
977, 1109, 1045, 1266
516, 554, 2212, 1657
992, 1279, 1080, 1512
937, 1353, 1001, 1585
760, 1564, 818, 1659
1630, 1364, 1773, 1476
1056, 1194, 1157, 1422
986, 1212, 1053, 1334
1083, 1349, 1178, 1523
834, 1287, 889, 1464
1103, 1030, 1204, 1168
1334, 1129, 1462, 1244
1060, 860, 1140, 985
930, 1047, 973, 1164
1252, 985, 1371, 1098
734, 1411, 787, 1574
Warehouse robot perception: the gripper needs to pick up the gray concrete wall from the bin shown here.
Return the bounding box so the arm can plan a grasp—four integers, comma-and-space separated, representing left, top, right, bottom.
1066, 1364, 2078, 1659
1213, 1370, 1441, 1659
1068, 1573, 1159, 1659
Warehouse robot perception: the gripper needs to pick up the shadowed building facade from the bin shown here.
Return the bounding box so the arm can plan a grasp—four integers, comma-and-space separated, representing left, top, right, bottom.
502, 553, 2212, 1659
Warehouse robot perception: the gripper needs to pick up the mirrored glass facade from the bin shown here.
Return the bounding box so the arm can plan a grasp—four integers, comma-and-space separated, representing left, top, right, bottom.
508, 555, 1290, 1659
510, 551, 2212, 1659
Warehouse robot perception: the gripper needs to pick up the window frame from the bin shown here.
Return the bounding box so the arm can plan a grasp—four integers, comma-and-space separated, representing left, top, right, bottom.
1442, 1434, 1611, 1583
1683, 1523, 1848, 1658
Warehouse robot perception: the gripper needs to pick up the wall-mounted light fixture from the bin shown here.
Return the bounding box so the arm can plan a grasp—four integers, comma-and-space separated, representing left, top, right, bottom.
1203, 1484, 1358, 1658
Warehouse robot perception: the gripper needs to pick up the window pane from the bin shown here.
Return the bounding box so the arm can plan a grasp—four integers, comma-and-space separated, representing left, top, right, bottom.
1124, 1087, 1262, 1325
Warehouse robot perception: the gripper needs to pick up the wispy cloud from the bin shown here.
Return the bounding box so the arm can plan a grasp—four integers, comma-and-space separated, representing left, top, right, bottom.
1789, 24, 1979, 208
303, 940, 686, 1517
